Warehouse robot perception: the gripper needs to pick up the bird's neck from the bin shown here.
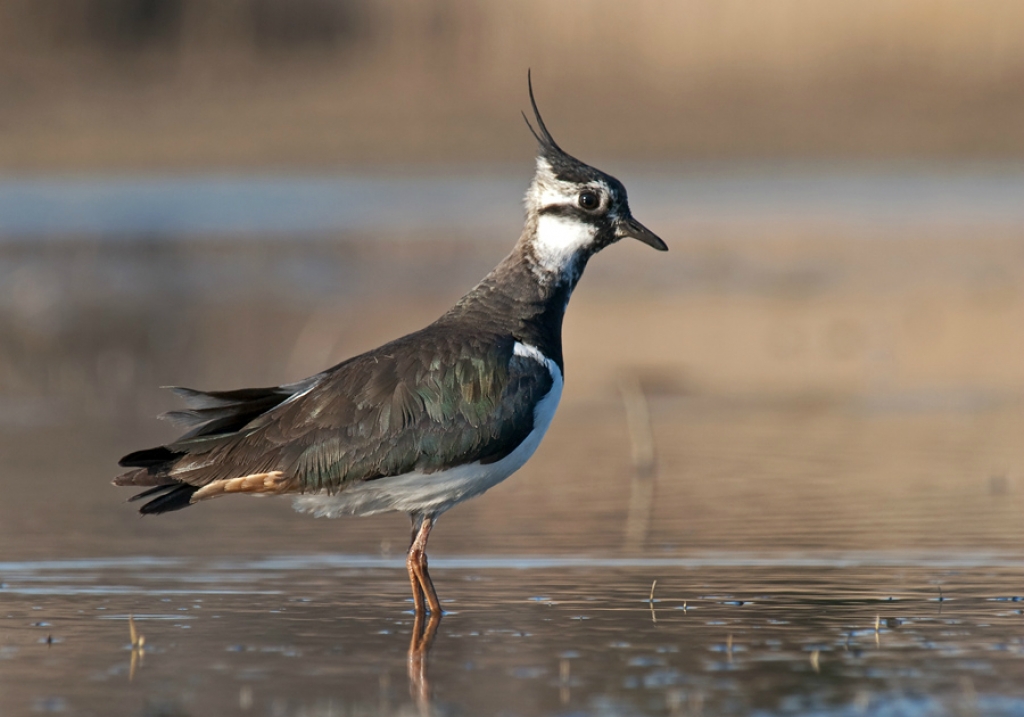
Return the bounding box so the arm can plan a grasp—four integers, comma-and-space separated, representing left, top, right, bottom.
443, 220, 591, 369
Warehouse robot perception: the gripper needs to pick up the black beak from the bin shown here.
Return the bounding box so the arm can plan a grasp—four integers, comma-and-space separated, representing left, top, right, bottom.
618, 216, 667, 251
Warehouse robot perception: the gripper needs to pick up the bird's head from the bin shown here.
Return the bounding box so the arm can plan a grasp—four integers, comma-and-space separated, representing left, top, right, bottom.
521, 72, 666, 282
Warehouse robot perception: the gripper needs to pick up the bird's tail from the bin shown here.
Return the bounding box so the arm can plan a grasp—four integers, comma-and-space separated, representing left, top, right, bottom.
114, 379, 316, 513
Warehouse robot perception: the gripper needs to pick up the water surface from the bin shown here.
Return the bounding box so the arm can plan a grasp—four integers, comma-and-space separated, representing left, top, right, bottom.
1, 170, 1023, 715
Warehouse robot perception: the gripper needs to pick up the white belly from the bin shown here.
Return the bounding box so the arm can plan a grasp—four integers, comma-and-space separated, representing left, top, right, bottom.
293, 342, 562, 518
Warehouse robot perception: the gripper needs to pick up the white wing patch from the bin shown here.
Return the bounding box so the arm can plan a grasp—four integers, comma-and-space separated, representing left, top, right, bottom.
512, 340, 548, 363
293, 341, 563, 518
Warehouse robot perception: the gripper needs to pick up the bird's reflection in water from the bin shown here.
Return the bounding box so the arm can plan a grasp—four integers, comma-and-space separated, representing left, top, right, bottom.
408, 610, 442, 712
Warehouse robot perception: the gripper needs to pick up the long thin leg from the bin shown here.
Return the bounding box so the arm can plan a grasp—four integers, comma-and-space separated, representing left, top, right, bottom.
407, 515, 426, 614
406, 513, 442, 615
407, 514, 442, 712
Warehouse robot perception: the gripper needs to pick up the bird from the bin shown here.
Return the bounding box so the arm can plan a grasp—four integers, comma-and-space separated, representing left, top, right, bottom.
114, 73, 666, 616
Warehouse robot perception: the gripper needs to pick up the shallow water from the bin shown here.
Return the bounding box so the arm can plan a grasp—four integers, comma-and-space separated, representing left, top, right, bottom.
2, 555, 1024, 716
1, 172, 1023, 715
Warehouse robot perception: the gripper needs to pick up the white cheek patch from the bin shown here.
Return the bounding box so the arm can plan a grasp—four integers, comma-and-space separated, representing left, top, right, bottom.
528, 157, 606, 209
534, 183, 578, 208
533, 214, 597, 273
526, 158, 599, 274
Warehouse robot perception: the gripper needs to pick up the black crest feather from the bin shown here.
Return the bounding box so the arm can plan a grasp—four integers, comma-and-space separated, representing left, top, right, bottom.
523, 69, 563, 155
521, 70, 603, 185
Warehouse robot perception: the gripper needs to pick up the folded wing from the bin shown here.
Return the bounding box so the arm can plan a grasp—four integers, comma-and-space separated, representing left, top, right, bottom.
115, 327, 554, 513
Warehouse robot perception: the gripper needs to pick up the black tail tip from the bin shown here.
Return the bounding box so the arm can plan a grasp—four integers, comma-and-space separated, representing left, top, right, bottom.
131, 484, 199, 515
119, 446, 180, 469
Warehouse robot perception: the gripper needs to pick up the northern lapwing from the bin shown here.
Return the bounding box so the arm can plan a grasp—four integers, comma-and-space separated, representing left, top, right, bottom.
114, 74, 666, 616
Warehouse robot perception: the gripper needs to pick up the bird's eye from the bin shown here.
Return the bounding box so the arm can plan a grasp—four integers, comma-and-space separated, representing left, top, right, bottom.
578, 190, 600, 210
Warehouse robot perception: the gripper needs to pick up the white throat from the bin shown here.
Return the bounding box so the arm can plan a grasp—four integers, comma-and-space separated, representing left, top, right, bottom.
531, 214, 596, 276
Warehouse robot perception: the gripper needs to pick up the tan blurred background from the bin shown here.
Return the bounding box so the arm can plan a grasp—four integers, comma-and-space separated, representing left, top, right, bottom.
2, 0, 1024, 169
0, 0, 1022, 561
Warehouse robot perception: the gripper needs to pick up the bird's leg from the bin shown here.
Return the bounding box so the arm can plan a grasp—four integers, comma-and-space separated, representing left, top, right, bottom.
415, 517, 442, 615
407, 512, 442, 710
407, 514, 442, 615
405, 518, 425, 614
407, 515, 427, 615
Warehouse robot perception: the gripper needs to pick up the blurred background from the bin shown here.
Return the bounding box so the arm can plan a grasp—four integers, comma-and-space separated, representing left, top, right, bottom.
0, 0, 1022, 558
3, 4, 1024, 715
2, 0, 1024, 167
